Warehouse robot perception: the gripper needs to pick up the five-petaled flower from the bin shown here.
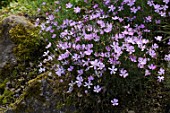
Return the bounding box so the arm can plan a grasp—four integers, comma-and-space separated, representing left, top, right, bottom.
157, 76, 164, 82
74, 7, 81, 13
158, 68, 165, 75
66, 3, 73, 8
111, 98, 119, 106
119, 69, 128, 78
108, 65, 117, 74
93, 85, 102, 93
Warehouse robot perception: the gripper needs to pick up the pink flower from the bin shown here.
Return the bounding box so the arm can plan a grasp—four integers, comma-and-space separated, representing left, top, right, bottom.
152, 43, 159, 50
88, 76, 94, 81
104, 23, 112, 33
168, 39, 170, 45
130, 6, 138, 13
108, 5, 116, 12
119, 69, 128, 78
93, 85, 102, 93
147, 48, 156, 58
90, 59, 99, 70
76, 76, 83, 87
67, 66, 74, 71
108, 65, 117, 74
66, 3, 73, 8
84, 49, 93, 55
48, 14, 55, 21
138, 57, 147, 68
158, 68, 165, 75
129, 55, 137, 62
148, 64, 157, 70
84, 81, 93, 89
55, 66, 65, 76
84, 33, 93, 40
157, 76, 164, 82
123, 0, 136, 6
97, 20, 105, 28
163, 0, 169, 4
145, 69, 151, 76
145, 16, 152, 22
155, 20, 161, 24
111, 98, 119, 106
155, 36, 162, 41
164, 54, 170, 61
42, 2, 46, 5
52, 34, 56, 38
74, 7, 81, 13
126, 45, 135, 54
45, 42, 52, 49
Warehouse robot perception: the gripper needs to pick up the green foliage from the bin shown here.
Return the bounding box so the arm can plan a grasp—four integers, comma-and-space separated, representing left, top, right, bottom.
62, 65, 164, 113
0, 0, 14, 9
16, 0, 55, 15
157, 21, 170, 112
156, 23, 170, 43
0, 0, 55, 21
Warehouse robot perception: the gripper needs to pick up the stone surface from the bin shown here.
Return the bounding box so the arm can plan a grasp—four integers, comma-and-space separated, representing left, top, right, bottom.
0, 40, 16, 69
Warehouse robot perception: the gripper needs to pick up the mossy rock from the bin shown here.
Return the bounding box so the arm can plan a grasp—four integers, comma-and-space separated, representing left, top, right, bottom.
0, 15, 39, 71
5, 72, 76, 113
0, 15, 46, 110
8, 73, 47, 113
0, 15, 44, 80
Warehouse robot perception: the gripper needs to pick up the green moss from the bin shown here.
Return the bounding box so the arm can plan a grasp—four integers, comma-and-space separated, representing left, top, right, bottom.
0, 89, 14, 104
9, 24, 44, 63
0, 79, 8, 93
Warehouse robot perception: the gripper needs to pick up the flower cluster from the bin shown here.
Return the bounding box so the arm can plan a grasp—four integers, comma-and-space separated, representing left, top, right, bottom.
37, 0, 169, 109
147, 0, 169, 17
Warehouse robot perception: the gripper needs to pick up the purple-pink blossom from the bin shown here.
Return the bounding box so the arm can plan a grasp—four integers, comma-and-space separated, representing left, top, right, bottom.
164, 54, 170, 61
148, 64, 157, 70
119, 69, 128, 78
93, 85, 102, 93
111, 98, 119, 106
157, 76, 164, 82
158, 68, 165, 75
74, 7, 81, 13
66, 3, 73, 8
108, 65, 117, 74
